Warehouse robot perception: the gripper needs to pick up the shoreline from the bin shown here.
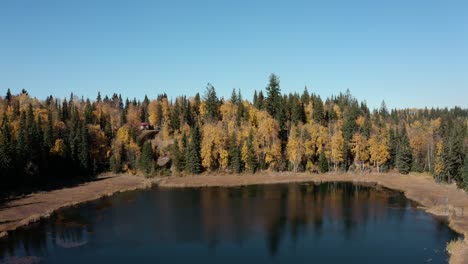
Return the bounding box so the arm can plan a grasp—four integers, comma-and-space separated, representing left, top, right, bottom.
160, 172, 468, 264
0, 174, 157, 239
1, 172, 468, 263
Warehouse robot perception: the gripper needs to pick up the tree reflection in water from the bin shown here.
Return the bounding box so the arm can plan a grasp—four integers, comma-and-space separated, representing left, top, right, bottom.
0, 182, 459, 263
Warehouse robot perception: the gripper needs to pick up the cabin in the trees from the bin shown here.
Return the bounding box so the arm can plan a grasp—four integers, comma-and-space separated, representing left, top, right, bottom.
140, 122, 150, 130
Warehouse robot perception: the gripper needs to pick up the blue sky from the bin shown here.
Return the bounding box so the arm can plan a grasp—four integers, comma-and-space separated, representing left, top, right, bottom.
0, 0, 467, 109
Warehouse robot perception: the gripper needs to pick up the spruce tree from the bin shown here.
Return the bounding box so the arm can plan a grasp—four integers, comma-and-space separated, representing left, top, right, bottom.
185, 125, 202, 174
461, 155, 468, 190
139, 141, 154, 174
171, 138, 185, 172
318, 150, 329, 173
245, 131, 258, 173
396, 127, 413, 174
78, 123, 90, 172
312, 96, 324, 124
0, 113, 12, 175
228, 133, 243, 173
265, 74, 281, 120
44, 111, 54, 149
204, 83, 220, 122
5, 88, 12, 102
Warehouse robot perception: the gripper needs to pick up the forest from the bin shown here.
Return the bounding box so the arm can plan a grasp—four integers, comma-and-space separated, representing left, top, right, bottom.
0, 74, 467, 191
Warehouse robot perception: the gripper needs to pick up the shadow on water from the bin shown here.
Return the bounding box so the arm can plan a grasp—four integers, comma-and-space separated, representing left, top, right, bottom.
0, 182, 461, 263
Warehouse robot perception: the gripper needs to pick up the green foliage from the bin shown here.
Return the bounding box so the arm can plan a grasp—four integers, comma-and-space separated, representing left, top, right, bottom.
245, 130, 258, 173
318, 150, 329, 173
110, 152, 122, 174
171, 138, 185, 172
139, 141, 154, 175
461, 155, 468, 190
1, 75, 468, 191
185, 125, 202, 174
204, 83, 220, 122
396, 127, 413, 174
228, 133, 244, 173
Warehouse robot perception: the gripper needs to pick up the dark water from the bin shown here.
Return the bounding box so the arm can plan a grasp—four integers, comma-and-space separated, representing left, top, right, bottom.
0, 183, 461, 263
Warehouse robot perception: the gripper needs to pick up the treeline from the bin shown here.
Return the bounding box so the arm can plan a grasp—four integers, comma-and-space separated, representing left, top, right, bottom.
0, 74, 467, 190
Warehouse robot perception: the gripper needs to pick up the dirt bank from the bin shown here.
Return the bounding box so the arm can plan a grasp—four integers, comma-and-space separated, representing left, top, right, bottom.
0, 174, 155, 239
160, 172, 468, 264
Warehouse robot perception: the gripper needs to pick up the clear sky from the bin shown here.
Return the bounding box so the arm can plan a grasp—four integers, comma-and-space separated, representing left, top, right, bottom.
0, 0, 467, 109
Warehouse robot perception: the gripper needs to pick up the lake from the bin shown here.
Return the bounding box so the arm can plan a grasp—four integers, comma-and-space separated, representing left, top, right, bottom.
0, 182, 460, 263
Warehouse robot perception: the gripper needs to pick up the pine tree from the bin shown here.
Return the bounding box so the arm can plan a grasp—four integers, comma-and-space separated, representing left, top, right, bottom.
185, 125, 202, 174
396, 127, 412, 174
318, 150, 329, 173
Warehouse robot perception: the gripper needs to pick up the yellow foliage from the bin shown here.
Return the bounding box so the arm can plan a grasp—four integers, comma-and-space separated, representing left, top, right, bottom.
126, 104, 141, 129
287, 124, 304, 172
51, 139, 66, 156
148, 100, 161, 126
330, 128, 344, 169
351, 133, 369, 166
368, 128, 390, 170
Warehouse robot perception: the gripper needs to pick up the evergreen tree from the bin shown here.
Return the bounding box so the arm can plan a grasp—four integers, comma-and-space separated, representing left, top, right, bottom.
185, 125, 202, 174
253, 90, 258, 108
171, 138, 185, 172
265, 74, 281, 120
78, 123, 90, 172
228, 133, 243, 173
43, 111, 54, 149
0, 113, 12, 175
312, 96, 324, 124
318, 150, 329, 173
396, 127, 412, 174
230, 88, 239, 104
139, 141, 154, 174
171, 99, 181, 130
461, 155, 468, 190
5, 88, 12, 102
204, 83, 220, 122
84, 99, 93, 124
388, 128, 398, 168
301, 86, 310, 105
441, 123, 465, 183
110, 152, 122, 174
257, 90, 265, 110
245, 130, 258, 173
